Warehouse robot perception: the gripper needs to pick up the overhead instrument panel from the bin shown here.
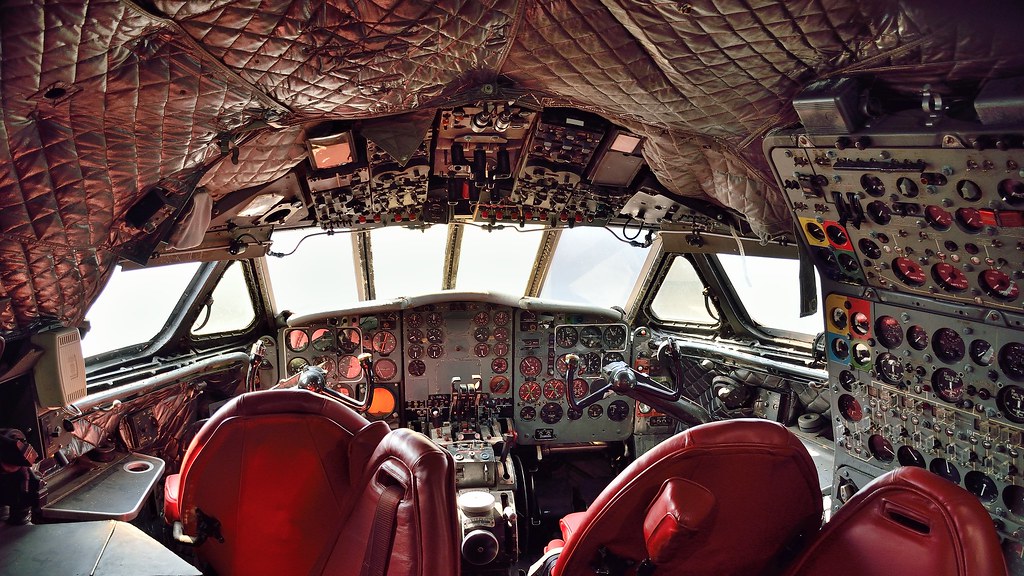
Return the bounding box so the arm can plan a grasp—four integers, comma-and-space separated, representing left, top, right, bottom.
514, 310, 634, 444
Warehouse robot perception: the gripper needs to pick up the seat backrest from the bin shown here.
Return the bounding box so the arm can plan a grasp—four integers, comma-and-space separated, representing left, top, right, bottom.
176, 389, 389, 576
553, 419, 823, 576
784, 467, 1007, 576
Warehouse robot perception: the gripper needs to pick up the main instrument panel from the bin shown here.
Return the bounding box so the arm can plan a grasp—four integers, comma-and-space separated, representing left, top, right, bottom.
278, 297, 635, 444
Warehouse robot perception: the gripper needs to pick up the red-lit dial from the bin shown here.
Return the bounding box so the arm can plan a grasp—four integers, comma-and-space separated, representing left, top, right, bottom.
980, 269, 1020, 301
893, 257, 926, 287
543, 379, 565, 401
474, 343, 490, 357
473, 311, 490, 326
932, 263, 969, 292
425, 311, 443, 327
491, 357, 508, 374
493, 342, 509, 357
956, 208, 984, 232
838, 394, 863, 422
407, 313, 423, 328
407, 329, 425, 344
519, 356, 542, 377
373, 358, 398, 381
338, 355, 362, 379
572, 378, 589, 399
555, 354, 571, 377
493, 311, 511, 326
372, 331, 397, 355
874, 316, 903, 349
519, 381, 542, 403
494, 327, 510, 341
925, 205, 953, 231
489, 376, 510, 394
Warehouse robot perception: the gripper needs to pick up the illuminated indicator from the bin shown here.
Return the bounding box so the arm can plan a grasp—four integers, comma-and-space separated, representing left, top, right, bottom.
373, 358, 398, 381
543, 379, 565, 401
286, 329, 309, 352
372, 331, 397, 355
519, 381, 541, 403
367, 388, 396, 418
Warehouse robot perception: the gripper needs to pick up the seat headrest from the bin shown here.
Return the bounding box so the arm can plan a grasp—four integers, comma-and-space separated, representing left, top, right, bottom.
643, 477, 717, 564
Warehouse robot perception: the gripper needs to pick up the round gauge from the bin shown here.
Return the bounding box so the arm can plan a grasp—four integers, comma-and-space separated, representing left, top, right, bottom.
607, 400, 630, 422
969, 339, 994, 366
998, 178, 1024, 205
407, 329, 425, 344
831, 337, 850, 360
875, 353, 903, 385
543, 379, 565, 401
474, 343, 490, 358
474, 327, 490, 343
425, 311, 443, 327
313, 355, 336, 375
339, 329, 361, 354
493, 327, 510, 342
897, 445, 926, 468
540, 402, 564, 424
999, 343, 1024, 381
572, 378, 589, 399
519, 406, 537, 421
407, 313, 423, 328
861, 174, 886, 197
964, 471, 998, 503
338, 355, 362, 379
603, 352, 624, 364
868, 434, 895, 462
580, 352, 602, 374
519, 381, 541, 403
929, 459, 961, 484
408, 344, 424, 359
933, 328, 965, 363
520, 356, 542, 377
907, 325, 929, 350
604, 325, 627, 349
567, 407, 583, 421
830, 307, 848, 330
374, 358, 398, 381
555, 326, 579, 348
925, 205, 953, 231
493, 342, 509, 357
957, 179, 982, 202
956, 208, 984, 233
893, 258, 926, 287
866, 201, 892, 225
587, 404, 604, 419
896, 176, 918, 198
489, 376, 510, 394
932, 263, 968, 292
555, 355, 571, 378
426, 344, 444, 359
875, 316, 903, 349
825, 224, 848, 246
858, 238, 882, 260
286, 329, 309, 352
580, 326, 603, 348
839, 370, 857, 392
311, 328, 335, 352
932, 368, 964, 403
805, 222, 826, 242
426, 328, 444, 344
287, 357, 310, 375
980, 270, 1020, 301
998, 385, 1024, 423
493, 311, 511, 326
473, 311, 490, 326
372, 331, 397, 355
837, 253, 859, 273
850, 312, 870, 336
851, 342, 871, 365
408, 359, 426, 377
838, 394, 863, 422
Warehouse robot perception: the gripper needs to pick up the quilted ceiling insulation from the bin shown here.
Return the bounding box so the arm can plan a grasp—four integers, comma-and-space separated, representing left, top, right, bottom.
1, 0, 1023, 338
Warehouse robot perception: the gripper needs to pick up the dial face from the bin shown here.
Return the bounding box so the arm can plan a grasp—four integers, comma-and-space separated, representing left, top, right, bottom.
572, 378, 589, 399
407, 313, 423, 328
837, 253, 858, 273
311, 328, 335, 351
313, 355, 336, 375
893, 257, 926, 287
473, 311, 490, 326
825, 224, 848, 246
932, 263, 968, 292
286, 330, 309, 352
907, 325, 929, 350
408, 359, 426, 377
408, 344, 424, 359
426, 344, 444, 359
287, 357, 310, 375
839, 370, 857, 391
929, 459, 961, 484
426, 328, 444, 344
997, 385, 1024, 423
999, 343, 1024, 381
932, 328, 965, 363
519, 406, 536, 421
474, 326, 490, 343
580, 326, 603, 348
875, 352, 903, 385
805, 222, 826, 242
490, 357, 507, 373
998, 178, 1024, 205
932, 368, 964, 403
567, 407, 583, 421
980, 270, 1020, 301
603, 352, 624, 364
587, 404, 604, 419
925, 205, 953, 230
964, 471, 998, 503
851, 342, 871, 365
607, 400, 630, 422
555, 326, 579, 348
519, 356, 542, 377
868, 434, 895, 462
858, 238, 882, 260
474, 343, 490, 358
543, 379, 565, 401
956, 207, 984, 232
957, 179, 982, 202
493, 327, 510, 341
489, 376, 510, 394
519, 381, 542, 403
407, 329, 425, 344
338, 355, 362, 379
831, 337, 850, 360
540, 402, 564, 424
850, 312, 870, 336
875, 316, 903, 349
897, 445, 926, 468
866, 201, 892, 225
896, 176, 918, 198
425, 311, 443, 327
862, 174, 886, 196
830, 307, 848, 330
969, 339, 994, 366
373, 358, 398, 381
372, 331, 397, 355
603, 325, 627, 349
493, 311, 511, 326
493, 342, 509, 357
838, 394, 863, 422
339, 329, 361, 354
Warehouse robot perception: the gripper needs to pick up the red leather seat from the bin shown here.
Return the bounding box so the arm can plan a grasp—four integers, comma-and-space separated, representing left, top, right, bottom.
783, 467, 1007, 576
163, 389, 459, 576
549, 419, 823, 576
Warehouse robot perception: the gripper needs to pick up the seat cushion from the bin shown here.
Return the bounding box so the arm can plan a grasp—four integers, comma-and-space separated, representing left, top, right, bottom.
163, 473, 181, 523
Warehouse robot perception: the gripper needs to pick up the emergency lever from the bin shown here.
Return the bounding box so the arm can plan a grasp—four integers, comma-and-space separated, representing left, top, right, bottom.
297, 352, 376, 413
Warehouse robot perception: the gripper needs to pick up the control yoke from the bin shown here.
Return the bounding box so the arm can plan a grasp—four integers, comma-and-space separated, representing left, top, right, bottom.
297, 352, 376, 412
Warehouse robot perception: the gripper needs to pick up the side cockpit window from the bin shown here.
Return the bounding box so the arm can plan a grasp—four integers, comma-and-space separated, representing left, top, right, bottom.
649, 256, 717, 325
191, 261, 256, 336
715, 253, 823, 339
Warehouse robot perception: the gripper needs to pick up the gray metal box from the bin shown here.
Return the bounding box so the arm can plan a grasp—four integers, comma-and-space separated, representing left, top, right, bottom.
792, 77, 862, 134
975, 76, 1024, 126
